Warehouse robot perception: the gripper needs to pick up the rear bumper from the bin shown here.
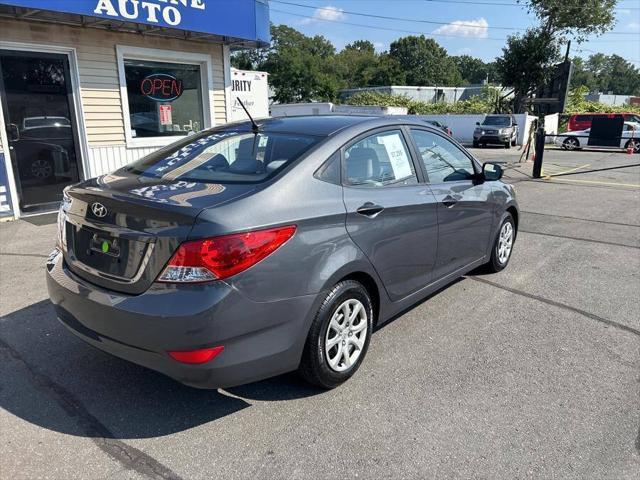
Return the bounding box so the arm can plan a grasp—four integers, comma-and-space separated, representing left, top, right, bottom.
46, 249, 317, 389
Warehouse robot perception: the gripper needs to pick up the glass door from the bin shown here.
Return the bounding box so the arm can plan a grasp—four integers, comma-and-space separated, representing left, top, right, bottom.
0, 50, 83, 213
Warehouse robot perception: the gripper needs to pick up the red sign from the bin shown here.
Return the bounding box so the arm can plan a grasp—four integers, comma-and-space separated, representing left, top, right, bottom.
141, 74, 183, 102
159, 105, 173, 126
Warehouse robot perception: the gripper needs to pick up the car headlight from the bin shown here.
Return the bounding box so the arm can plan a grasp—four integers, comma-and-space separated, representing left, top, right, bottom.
499, 128, 508, 134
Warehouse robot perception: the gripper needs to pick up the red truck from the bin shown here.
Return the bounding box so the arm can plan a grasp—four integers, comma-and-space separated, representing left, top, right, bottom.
568, 113, 640, 131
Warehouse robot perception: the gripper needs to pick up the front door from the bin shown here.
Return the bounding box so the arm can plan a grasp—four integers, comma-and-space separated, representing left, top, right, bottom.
409, 128, 494, 279
342, 128, 439, 302
0, 50, 82, 213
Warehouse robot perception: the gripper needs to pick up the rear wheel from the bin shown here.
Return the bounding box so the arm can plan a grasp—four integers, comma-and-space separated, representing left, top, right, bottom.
625, 139, 640, 153
485, 212, 516, 273
563, 137, 580, 150
299, 280, 373, 389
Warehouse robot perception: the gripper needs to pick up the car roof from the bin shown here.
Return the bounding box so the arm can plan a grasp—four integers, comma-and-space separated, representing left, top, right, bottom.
220, 114, 443, 137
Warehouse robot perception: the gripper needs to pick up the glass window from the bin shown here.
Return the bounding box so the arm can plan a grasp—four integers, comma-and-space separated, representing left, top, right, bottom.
411, 129, 476, 183
123, 59, 204, 139
344, 130, 417, 187
124, 130, 320, 183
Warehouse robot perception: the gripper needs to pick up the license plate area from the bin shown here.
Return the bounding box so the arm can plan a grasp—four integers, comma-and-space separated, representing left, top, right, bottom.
89, 233, 121, 258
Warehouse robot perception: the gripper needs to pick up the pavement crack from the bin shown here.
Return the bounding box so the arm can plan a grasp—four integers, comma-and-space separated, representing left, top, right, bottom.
467, 276, 640, 338
0, 252, 50, 259
520, 211, 640, 228
519, 229, 640, 250
0, 337, 184, 480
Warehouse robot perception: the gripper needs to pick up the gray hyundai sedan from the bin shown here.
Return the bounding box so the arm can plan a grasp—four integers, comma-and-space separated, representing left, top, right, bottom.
47, 115, 518, 389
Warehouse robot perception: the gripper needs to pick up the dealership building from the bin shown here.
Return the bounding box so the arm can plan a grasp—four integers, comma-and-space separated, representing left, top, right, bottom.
0, 0, 269, 219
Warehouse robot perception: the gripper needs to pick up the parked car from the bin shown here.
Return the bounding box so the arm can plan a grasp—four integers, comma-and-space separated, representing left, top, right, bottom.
423, 120, 453, 137
47, 115, 519, 390
568, 113, 640, 132
555, 121, 640, 153
473, 115, 518, 148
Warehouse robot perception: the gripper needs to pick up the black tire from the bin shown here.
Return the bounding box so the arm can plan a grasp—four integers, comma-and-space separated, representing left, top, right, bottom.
298, 280, 374, 389
504, 142, 511, 149
563, 137, 580, 150
511, 137, 517, 147
482, 143, 487, 148
472, 140, 479, 148
485, 212, 516, 273
625, 139, 640, 154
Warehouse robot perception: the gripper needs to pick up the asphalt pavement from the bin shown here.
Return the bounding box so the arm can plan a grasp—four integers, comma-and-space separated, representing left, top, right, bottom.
1, 146, 639, 479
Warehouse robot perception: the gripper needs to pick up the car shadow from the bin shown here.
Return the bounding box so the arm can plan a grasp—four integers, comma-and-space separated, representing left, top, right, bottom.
0, 300, 324, 440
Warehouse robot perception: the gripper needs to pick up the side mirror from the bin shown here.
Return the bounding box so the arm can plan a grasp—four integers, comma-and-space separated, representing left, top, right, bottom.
482, 162, 503, 181
7, 123, 19, 142
475, 122, 480, 126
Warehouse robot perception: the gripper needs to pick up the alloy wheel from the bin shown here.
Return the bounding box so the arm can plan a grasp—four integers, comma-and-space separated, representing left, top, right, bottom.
497, 221, 514, 265
325, 299, 368, 372
31, 160, 53, 179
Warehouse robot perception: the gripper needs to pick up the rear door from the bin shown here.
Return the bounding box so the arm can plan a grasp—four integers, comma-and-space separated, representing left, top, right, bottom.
409, 128, 494, 280
342, 128, 438, 302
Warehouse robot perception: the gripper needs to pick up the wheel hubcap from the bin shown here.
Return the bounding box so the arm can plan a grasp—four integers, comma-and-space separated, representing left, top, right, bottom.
497, 221, 513, 264
325, 299, 368, 372
31, 160, 52, 178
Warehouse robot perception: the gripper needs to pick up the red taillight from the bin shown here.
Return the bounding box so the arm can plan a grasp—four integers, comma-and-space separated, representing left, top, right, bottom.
168, 346, 224, 364
158, 225, 296, 283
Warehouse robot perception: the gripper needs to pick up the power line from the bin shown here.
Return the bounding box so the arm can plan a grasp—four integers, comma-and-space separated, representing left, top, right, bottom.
271, 6, 636, 45
302, 0, 640, 10
271, 1, 640, 34
270, 8, 507, 40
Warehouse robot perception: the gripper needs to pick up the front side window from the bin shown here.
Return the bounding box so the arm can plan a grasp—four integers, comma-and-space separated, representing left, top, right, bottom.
411, 129, 475, 183
344, 130, 417, 187
124, 130, 319, 183
123, 59, 204, 139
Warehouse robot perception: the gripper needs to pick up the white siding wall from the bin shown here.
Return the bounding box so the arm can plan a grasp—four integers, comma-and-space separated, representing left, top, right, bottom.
0, 18, 228, 178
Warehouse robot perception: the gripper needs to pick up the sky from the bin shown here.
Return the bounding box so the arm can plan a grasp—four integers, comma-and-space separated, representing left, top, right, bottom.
268, 0, 640, 66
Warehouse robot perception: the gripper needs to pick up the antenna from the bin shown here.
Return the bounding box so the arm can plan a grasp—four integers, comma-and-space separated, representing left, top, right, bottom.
236, 98, 260, 133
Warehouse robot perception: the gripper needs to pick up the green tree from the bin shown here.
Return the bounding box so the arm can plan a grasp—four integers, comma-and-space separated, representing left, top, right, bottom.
389, 36, 461, 86
524, 0, 617, 40
570, 53, 640, 95
335, 40, 380, 88
451, 55, 493, 85
495, 29, 561, 112
370, 54, 406, 86
261, 25, 339, 103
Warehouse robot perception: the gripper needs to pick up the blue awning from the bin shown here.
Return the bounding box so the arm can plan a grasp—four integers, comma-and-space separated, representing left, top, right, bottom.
0, 0, 270, 47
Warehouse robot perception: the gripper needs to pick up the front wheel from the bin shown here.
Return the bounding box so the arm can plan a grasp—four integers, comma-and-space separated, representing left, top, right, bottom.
485, 213, 516, 273
298, 280, 373, 389
625, 139, 640, 153
563, 137, 580, 150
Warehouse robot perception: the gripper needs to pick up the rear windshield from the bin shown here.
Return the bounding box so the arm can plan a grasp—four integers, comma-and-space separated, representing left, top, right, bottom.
124, 130, 321, 183
482, 116, 510, 126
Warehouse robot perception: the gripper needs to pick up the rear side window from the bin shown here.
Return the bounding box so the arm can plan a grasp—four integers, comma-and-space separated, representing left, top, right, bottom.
411, 129, 475, 183
343, 130, 417, 187
575, 115, 592, 122
124, 130, 320, 183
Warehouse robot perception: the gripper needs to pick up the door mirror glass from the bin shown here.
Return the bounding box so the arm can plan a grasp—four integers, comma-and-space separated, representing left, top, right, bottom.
475, 122, 480, 126
483, 162, 503, 181
7, 123, 19, 141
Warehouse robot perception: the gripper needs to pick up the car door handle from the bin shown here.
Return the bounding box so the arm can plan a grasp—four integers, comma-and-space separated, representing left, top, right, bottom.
442, 195, 458, 208
356, 203, 384, 217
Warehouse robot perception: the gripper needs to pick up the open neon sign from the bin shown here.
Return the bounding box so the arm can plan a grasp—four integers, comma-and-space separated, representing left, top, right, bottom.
140, 73, 183, 102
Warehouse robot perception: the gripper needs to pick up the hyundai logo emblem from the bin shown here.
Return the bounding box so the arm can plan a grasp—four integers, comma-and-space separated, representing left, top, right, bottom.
91, 202, 108, 218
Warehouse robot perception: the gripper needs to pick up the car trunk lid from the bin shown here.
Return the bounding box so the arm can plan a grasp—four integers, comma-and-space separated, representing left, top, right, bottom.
61, 171, 255, 295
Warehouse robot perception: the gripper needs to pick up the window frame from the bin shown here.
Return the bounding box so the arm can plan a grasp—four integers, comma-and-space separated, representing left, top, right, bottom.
340, 126, 425, 188
116, 45, 214, 149
407, 127, 481, 185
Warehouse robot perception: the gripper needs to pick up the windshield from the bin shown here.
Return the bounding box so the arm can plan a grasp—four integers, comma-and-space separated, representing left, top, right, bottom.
124, 130, 321, 183
482, 116, 510, 126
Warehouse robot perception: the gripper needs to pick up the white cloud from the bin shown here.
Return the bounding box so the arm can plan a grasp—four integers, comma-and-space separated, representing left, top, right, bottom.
433, 18, 489, 39
627, 21, 640, 30
300, 5, 346, 25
